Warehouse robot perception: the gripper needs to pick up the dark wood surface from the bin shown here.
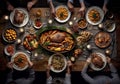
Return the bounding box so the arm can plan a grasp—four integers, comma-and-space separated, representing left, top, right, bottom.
0, 0, 120, 84
0, 0, 120, 71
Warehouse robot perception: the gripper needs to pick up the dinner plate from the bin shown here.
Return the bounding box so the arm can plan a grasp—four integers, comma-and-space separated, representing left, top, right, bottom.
48, 53, 67, 73
94, 31, 111, 48
33, 18, 43, 29
86, 6, 104, 25
11, 51, 30, 71
4, 44, 15, 56
10, 8, 29, 27
90, 52, 107, 71
55, 5, 71, 23
104, 20, 116, 32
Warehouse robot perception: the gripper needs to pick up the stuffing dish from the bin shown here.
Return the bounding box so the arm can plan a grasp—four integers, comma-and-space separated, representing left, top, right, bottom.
55, 5, 71, 23
39, 30, 75, 53
88, 9, 100, 23
86, 6, 104, 25
11, 52, 29, 70
49, 54, 67, 73
56, 7, 68, 20
14, 53, 28, 68
95, 32, 111, 48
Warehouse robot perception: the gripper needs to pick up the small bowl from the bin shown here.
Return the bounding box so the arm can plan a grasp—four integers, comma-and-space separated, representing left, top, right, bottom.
104, 20, 116, 32
77, 18, 88, 29
106, 12, 114, 19
4, 44, 15, 56
2, 28, 18, 43
33, 18, 43, 29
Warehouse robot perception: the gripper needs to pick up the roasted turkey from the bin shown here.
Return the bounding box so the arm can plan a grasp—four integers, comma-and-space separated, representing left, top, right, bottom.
50, 32, 66, 43
14, 10, 25, 24
91, 53, 104, 68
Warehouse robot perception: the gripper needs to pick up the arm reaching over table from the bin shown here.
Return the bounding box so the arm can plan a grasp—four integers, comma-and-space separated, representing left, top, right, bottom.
107, 57, 120, 84
81, 57, 94, 84
78, 0, 109, 17
4, 0, 38, 11
46, 64, 52, 84
47, 0, 74, 17
82, 57, 120, 84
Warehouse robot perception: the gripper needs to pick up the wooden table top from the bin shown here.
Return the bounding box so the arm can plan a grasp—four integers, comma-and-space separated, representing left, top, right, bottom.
0, 8, 120, 72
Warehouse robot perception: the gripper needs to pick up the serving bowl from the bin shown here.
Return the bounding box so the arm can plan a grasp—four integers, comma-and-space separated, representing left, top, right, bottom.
48, 53, 67, 73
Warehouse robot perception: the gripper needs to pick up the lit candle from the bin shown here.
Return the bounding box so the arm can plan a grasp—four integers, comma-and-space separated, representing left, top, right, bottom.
34, 52, 38, 57
48, 19, 53, 24
105, 49, 111, 55
4, 15, 9, 20
16, 39, 21, 44
73, 17, 77, 21
98, 23, 103, 29
19, 28, 24, 33
87, 44, 92, 50
68, 21, 73, 26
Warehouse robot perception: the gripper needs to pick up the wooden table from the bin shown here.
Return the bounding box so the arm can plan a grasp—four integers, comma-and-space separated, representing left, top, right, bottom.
29, 8, 87, 71
0, 8, 120, 72
29, 8, 118, 71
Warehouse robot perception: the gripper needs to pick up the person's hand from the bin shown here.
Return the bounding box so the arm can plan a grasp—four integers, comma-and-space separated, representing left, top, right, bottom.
78, 6, 86, 17
106, 57, 111, 64
86, 57, 91, 64
7, 62, 13, 69
67, 1, 74, 12
67, 60, 72, 74
46, 64, 51, 78
46, 64, 51, 71
28, 60, 33, 68
27, 1, 34, 11
72, 23, 79, 33
103, 5, 108, 14
51, 7, 56, 18
7, 3, 14, 11
67, 60, 73, 67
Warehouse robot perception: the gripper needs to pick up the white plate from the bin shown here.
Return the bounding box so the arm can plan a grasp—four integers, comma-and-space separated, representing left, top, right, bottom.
55, 5, 71, 23
33, 18, 43, 29
10, 8, 29, 27
86, 6, 104, 25
90, 52, 107, 71
11, 51, 30, 71
104, 20, 116, 32
4, 44, 15, 56
48, 53, 67, 73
